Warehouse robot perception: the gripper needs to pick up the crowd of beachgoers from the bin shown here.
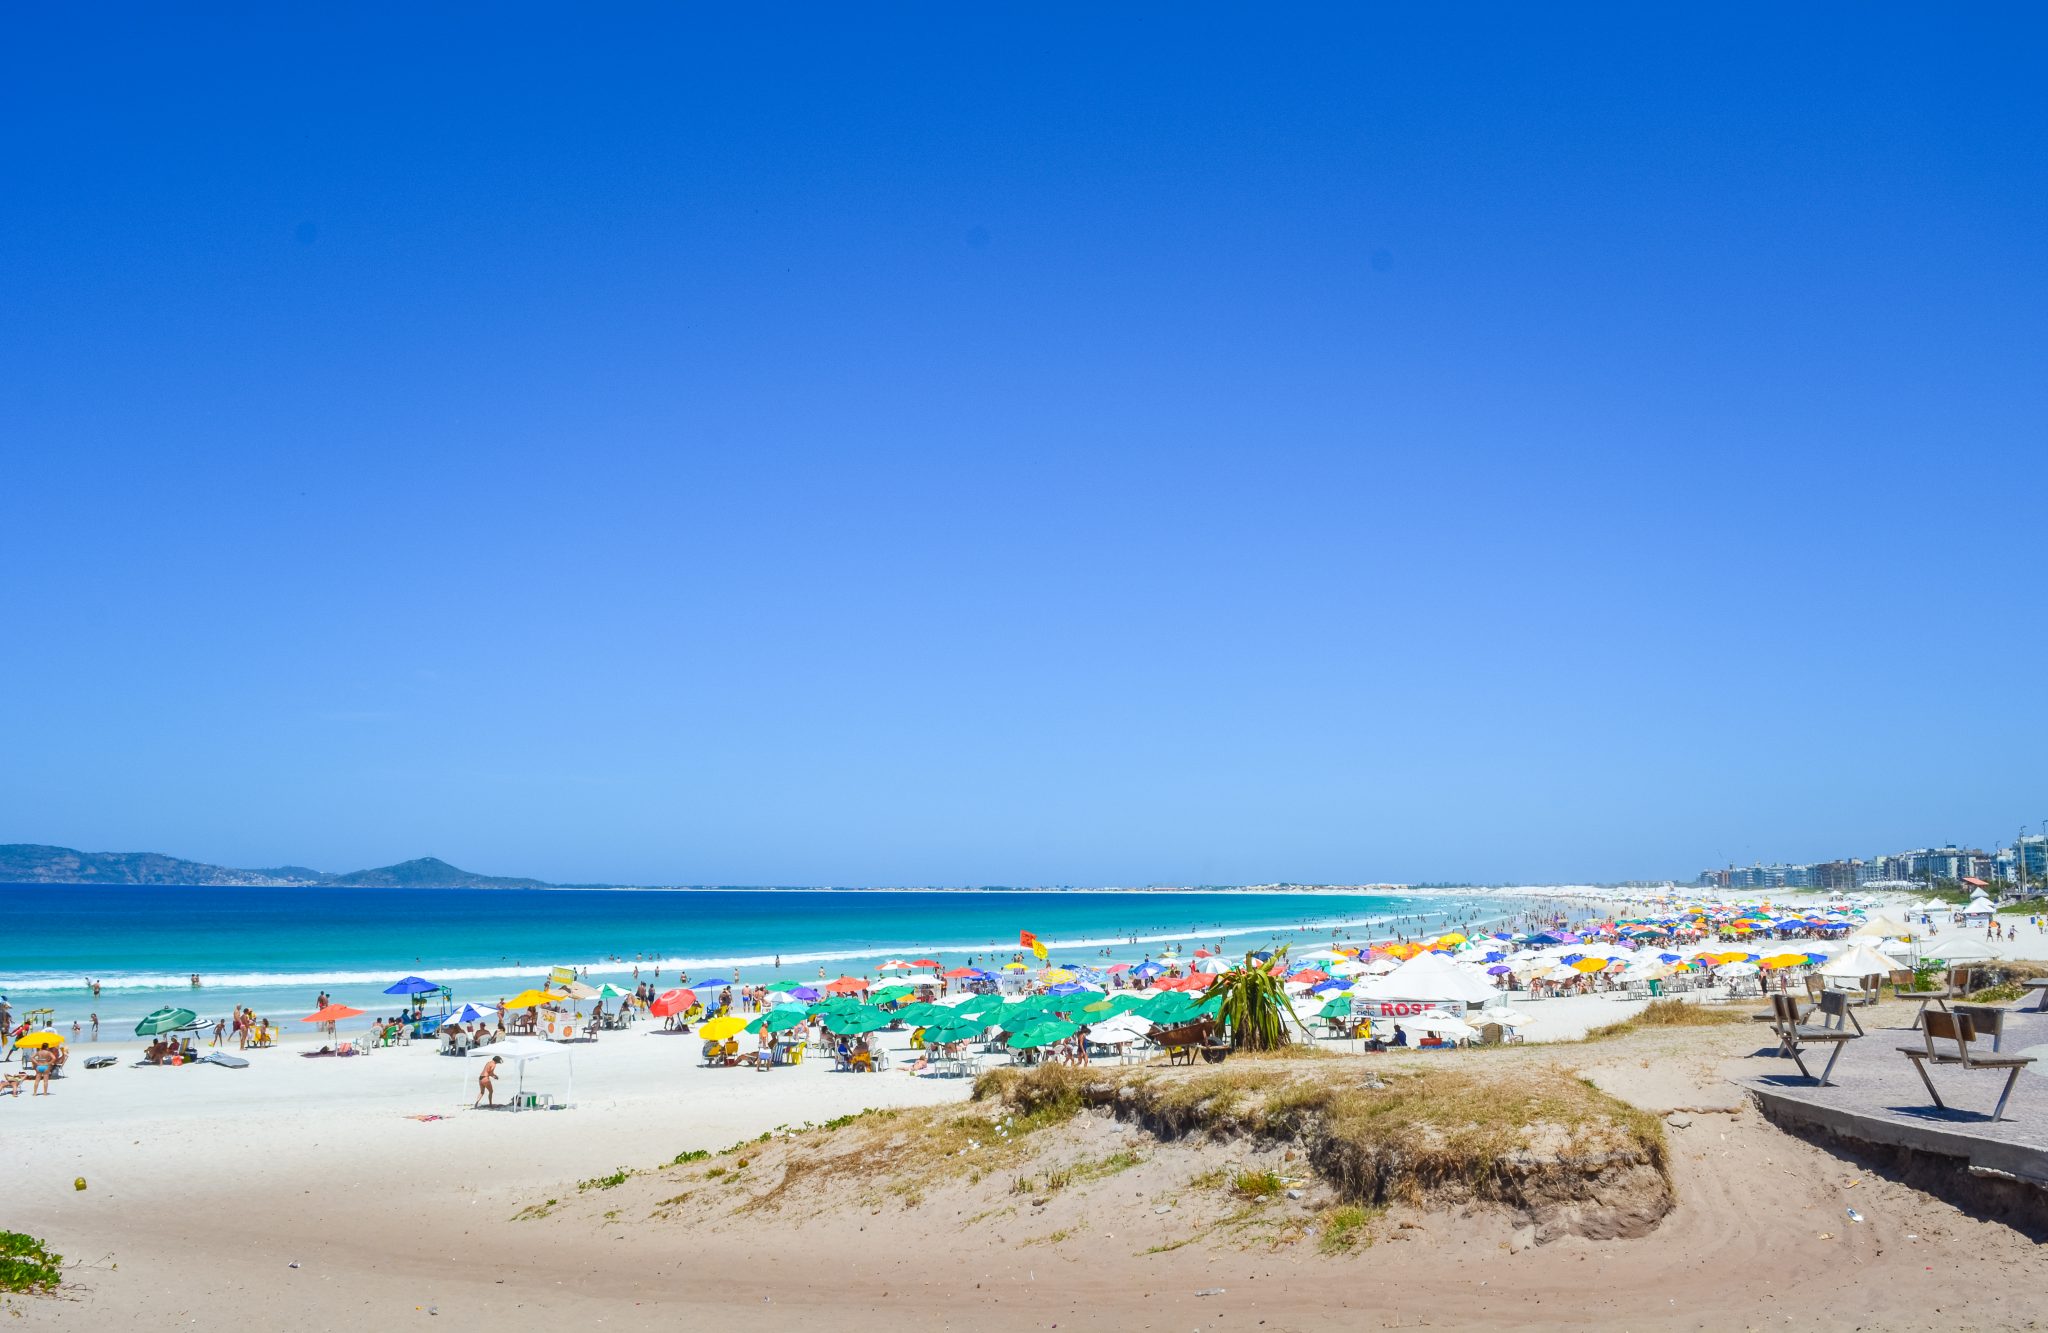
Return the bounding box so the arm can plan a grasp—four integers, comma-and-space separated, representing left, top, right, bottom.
9, 887, 2035, 1102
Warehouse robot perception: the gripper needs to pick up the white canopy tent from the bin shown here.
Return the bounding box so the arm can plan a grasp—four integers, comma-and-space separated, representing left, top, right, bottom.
468, 1035, 573, 1110
1818, 944, 1906, 980
1934, 936, 2000, 963
1355, 951, 1498, 1006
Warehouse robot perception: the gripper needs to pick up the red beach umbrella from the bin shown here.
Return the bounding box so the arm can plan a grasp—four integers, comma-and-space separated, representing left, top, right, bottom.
911, 958, 940, 967
300, 1004, 364, 1024
824, 976, 869, 994
650, 988, 696, 1017
942, 967, 978, 979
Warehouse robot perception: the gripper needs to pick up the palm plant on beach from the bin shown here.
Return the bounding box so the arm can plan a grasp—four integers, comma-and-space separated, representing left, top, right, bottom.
1201, 946, 1303, 1051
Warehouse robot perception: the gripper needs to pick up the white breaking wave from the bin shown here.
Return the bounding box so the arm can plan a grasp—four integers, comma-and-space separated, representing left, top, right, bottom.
0, 906, 1500, 994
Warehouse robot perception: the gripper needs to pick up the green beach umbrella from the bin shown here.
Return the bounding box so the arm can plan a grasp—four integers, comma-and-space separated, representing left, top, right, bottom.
892, 1002, 946, 1026
1007, 1018, 1080, 1050
746, 1007, 809, 1034
823, 1005, 891, 1036
1317, 997, 1354, 1020
765, 979, 805, 991
870, 985, 914, 1004
135, 1007, 197, 1037
808, 996, 862, 1017
920, 1019, 985, 1045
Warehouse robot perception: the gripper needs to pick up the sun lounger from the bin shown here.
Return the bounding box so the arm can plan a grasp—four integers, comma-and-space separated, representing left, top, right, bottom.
84, 1055, 116, 1070
1766, 993, 1857, 1086
200, 1052, 249, 1069
1898, 1010, 2034, 1122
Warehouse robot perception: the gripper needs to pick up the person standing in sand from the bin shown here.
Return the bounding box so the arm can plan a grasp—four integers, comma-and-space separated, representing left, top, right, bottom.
475, 1055, 503, 1107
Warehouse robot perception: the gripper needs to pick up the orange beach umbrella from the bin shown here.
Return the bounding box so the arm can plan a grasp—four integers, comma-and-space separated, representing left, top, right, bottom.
301, 1004, 365, 1024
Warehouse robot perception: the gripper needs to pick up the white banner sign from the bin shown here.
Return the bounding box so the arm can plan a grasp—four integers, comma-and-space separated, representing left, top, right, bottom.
1348, 998, 1466, 1019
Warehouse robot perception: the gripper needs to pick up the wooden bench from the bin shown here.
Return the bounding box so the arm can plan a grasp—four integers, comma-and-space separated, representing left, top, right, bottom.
2023, 978, 2048, 1013
1766, 993, 1858, 1087
1898, 1011, 2034, 1122
1949, 1003, 2008, 1053
1896, 966, 1975, 1030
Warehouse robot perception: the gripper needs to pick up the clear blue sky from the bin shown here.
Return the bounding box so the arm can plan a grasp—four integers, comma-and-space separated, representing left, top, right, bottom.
5, 7, 2044, 886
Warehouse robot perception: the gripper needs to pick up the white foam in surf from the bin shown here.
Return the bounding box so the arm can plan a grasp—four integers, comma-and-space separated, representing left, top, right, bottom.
0, 899, 1522, 996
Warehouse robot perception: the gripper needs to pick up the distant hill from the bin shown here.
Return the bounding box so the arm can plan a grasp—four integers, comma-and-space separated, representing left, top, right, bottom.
0, 844, 557, 888
324, 857, 549, 889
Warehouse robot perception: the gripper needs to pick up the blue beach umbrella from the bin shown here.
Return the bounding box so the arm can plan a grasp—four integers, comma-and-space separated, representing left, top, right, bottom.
449, 1003, 492, 1024
384, 976, 439, 996
693, 977, 731, 988
1131, 960, 1168, 978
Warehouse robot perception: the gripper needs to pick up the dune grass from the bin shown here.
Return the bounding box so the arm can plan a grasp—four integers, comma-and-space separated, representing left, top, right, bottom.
974, 1057, 1669, 1210
1583, 998, 1749, 1042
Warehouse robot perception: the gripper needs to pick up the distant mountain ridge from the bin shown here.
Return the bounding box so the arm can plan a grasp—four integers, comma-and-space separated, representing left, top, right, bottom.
0, 844, 555, 888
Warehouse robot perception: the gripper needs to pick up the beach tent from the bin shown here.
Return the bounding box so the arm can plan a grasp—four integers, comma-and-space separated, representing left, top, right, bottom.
472, 1036, 571, 1110
1850, 916, 1913, 939
1934, 937, 2000, 962
1818, 944, 1904, 980
1355, 951, 1497, 1005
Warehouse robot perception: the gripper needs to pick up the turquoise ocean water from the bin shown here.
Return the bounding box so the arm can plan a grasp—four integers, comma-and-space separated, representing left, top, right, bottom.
0, 884, 1519, 1028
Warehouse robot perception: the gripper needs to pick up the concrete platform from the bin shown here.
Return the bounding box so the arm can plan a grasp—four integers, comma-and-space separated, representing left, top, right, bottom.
1741, 1001, 2048, 1188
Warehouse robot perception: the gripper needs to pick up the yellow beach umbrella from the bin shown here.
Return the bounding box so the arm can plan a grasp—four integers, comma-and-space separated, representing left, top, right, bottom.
1434, 933, 1468, 947
699, 1015, 748, 1041
1761, 953, 1806, 970
503, 989, 566, 1010
14, 1031, 64, 1049
1002, 962, 1029, 971
1571, 958, 1608, 973
1041, 968, 1077, 984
